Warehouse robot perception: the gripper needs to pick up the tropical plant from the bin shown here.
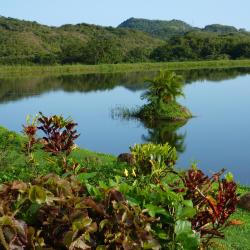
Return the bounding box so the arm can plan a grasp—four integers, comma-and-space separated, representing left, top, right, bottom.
136, 71, 191, 121
22, 115, 38, 155
130, 143, 177, 178
37, 112, 79, 172
182, 168, 238, 247
0, 115, 240, 249
142, 71, 185, 106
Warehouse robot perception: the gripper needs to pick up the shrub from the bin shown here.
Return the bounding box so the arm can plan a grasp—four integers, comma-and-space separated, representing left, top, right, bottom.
130, 143, 177, 178
37, 112, 80, 172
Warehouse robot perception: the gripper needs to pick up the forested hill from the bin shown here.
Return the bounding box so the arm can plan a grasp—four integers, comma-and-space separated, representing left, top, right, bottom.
118, 18, 197, 39
0, 16, 164, 64
118, 18, 246, 39
1, 15, 250, 65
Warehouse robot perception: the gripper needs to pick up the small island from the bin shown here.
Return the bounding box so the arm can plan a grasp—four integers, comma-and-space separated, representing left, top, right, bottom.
134, 71, 192, 122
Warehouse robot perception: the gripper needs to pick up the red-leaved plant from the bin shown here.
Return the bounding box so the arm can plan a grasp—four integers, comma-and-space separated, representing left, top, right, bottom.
37, 112, 79, 172
22, 115, 38, 155
182, 168, 238, 246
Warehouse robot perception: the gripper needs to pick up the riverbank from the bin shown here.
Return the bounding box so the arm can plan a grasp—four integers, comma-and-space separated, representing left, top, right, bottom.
1, 59, 250, 77
0, 125, 250, 249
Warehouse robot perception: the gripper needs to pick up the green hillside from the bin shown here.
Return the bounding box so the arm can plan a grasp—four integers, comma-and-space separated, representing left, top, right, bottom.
0, 16, 164, 64
118, 17, 196, 39
1, 15, 250, 65
203, 24, 239, 33
118, 17, 247, 39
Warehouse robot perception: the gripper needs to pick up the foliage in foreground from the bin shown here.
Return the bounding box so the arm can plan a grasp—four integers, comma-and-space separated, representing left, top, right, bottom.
0, 114, 239, 249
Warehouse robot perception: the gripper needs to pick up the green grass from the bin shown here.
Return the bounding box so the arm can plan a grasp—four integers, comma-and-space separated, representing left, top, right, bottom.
212, 208, 250, 249
136, 101, 192, 121
1, 125, 250, 249
0, 126, 123, 183
1, 59, 250, 77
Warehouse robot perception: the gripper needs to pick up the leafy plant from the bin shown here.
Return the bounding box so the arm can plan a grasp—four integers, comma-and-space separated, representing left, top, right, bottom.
182, 167, 238, 247
0, 174, 161, 249
130, 143, 177, 178
142, 71, 185, 105
135, 71, 192, 121
37, 112, 79, 172
0, 115, 240, 249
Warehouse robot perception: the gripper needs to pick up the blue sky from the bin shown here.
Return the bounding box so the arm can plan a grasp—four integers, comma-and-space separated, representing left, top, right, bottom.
1, 0, 249, 30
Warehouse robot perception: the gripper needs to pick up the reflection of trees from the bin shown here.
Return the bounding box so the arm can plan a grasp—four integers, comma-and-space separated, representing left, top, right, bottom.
1, 67, 250, 104
0, 72, 153, 104
179, 67, 250, 83
141, 120, 187, 153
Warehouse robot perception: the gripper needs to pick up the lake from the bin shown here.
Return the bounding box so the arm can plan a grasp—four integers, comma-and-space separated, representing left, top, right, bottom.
0, 67, 250, 184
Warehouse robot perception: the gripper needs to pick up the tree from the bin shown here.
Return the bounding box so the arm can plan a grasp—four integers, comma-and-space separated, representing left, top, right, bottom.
137, 71, 191, 121
142, 71, 185, 108
81, 34, 123, 64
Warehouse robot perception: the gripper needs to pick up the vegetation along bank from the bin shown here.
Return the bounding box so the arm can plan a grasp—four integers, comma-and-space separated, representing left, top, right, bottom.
0, 114, 250, 249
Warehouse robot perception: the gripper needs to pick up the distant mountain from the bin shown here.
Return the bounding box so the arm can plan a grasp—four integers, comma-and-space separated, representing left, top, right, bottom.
118, 18, 197, 39
118, 18, 244, 39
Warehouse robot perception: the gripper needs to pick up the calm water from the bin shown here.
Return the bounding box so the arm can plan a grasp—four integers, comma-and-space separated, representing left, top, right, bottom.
0, 68, 250, 184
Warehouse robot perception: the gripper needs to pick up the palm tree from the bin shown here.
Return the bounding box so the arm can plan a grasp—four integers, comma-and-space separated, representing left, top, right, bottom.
142, 71, 185, 108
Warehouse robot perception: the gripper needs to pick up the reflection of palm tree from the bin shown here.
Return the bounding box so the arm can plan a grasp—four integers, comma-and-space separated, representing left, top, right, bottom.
141, 119, 187, 153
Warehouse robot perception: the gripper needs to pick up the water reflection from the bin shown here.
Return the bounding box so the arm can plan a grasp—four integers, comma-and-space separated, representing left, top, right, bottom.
0, 67, 250, 184
141, 120, 187, 153
1, 67, 250, 104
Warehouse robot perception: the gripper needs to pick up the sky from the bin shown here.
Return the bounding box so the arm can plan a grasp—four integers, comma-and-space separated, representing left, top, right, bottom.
1, 0, 250, 30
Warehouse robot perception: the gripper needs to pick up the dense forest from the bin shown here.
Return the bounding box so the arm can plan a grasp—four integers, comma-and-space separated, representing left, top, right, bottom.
0, 16, 164, 64
0, 15, 250, 65
150, 31, 250, 61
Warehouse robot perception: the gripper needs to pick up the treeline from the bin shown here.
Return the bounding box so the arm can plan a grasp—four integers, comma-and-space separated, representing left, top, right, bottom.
1, 16, 250, 65
0, 16, 163, 65
150, 32, 250, 61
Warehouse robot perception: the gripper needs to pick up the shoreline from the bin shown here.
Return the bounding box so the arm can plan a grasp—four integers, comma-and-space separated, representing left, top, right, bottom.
1, 59, 250, 77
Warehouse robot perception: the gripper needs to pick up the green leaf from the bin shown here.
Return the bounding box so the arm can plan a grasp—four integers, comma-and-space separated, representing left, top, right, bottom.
127, 196, 141, 206
225, 172, 234, 182
96, 246, 106, 250
175, 220, 200, 250
29, 185, 47, 204
177, 205, 196, 220
99, 219, 110, 231
144, 204, 171, 221
182, 200, 193, 208
72, 217, 92, 231
118, 183, 131, 194
155, 230, 168, 240
77, 172, 97, 183
175, 220, 192, 236
86, 183, 102, 199
98, 181, 108, 190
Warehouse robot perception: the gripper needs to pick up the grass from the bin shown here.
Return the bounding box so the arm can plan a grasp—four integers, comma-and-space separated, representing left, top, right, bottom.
1, 126, 250, 249
136, 101, 192, 121
213, 208, 250, 249
0, 126, 123, 183
1, 59, 250, 77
